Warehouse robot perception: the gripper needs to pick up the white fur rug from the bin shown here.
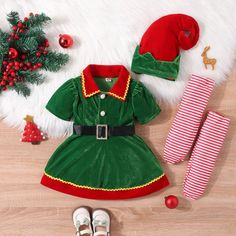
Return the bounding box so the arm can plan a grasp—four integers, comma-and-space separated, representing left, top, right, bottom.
0, 0, 236, 137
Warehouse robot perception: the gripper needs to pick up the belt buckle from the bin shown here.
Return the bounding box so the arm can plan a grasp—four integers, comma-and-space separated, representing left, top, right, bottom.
96, 124, 108, 140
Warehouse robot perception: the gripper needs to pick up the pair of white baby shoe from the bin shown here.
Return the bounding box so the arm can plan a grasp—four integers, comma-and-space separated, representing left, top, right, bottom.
73, 207, 110, 236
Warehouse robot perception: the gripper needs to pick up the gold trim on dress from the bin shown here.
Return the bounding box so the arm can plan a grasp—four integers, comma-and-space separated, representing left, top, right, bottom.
44, 171, 165, 191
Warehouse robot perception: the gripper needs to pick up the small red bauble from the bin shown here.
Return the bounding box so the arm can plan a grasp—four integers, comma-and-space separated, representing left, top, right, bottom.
8, 48, 18, 59
165, 195, 179, 209
59, 34, 74, 48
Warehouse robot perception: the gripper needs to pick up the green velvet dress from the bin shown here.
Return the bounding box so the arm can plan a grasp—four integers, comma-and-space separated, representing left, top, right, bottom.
41, 65, 169, 200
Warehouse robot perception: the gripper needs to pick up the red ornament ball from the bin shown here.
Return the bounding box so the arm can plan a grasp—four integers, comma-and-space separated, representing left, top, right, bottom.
165, 195, 179, 209
59, 34, 74, 48
8, 48, 18, 59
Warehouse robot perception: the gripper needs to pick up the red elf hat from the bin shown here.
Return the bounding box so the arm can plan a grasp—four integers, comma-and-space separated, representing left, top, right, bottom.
131, 14, 200, 80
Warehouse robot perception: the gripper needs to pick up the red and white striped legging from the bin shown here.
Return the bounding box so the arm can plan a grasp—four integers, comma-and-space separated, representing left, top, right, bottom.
183, 111, 230, 200
163, 75, 215, 164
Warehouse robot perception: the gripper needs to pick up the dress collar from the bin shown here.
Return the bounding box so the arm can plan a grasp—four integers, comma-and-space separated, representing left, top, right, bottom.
81, 65, 131, 101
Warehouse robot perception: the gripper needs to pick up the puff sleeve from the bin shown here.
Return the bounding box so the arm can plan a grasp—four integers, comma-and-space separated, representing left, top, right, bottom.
132, 82, 161, 124
46, 79, 77, 121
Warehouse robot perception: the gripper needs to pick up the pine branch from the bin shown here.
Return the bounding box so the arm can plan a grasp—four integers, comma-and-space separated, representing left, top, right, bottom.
7, 11, 20, 26
15, 36, 38, 51
0, 29, 10, 69
42, 51, 69, 72
0, 11, 69, 97
10, 82, 30, 97
18, 71, 44, 84
24, 28, 46, 41
26, 13, 51, 28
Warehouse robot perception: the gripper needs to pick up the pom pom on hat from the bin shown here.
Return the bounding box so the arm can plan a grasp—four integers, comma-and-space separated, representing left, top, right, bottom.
131, 14, 200, 80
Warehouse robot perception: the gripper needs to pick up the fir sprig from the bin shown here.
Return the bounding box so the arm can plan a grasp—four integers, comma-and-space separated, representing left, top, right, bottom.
42, 51, 69, 72
25, 13, 51, 28
0, 30, 10, 68
0, 11, 69, 97
9, 82, 30, 96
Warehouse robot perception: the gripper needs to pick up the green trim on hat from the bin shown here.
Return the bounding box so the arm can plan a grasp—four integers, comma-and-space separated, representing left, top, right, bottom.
131, 45, 180, 80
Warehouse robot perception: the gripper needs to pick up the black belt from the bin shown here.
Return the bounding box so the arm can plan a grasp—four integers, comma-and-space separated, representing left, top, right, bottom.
73, 124, 135, 140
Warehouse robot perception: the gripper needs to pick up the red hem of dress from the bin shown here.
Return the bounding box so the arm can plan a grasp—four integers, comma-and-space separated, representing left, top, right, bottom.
40, 174, 169, 200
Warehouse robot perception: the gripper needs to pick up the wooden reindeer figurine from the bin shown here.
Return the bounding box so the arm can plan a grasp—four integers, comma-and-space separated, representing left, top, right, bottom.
201, 46, 217, 70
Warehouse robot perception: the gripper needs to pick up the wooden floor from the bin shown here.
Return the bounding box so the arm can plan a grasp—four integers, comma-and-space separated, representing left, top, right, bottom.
1, 69, 236, 236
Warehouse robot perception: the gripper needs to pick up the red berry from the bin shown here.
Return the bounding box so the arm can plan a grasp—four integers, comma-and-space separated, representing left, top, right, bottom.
23, 66, 28, 71
29, 12, 34, 16
15, 66, 20, 70
13, 78, 17, 82
26, 62, 31, 67
36, 52, 41, 57
37, 63, 42, 68
14, 61, 19, 66
11, 32, 15, 37
10, 72, 16, 77
17, 22, 23, 28
14, 35, 19, 40
8, 37, 12, 42
9, 62, 14, 66
3, 61, 8, 65
9, 82, 14, 86
2, 86, 7, 90
21, 55, 26, 60
19, 29, 24, 33
33, 65, 38, 70
12, 26, 17, 31
1, 81, 6, 85
3, 72, 7, 76
19, 62, 24, 67
24, 17, 28, 22
165, 195, 179, 209
43, 50, 47, 55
